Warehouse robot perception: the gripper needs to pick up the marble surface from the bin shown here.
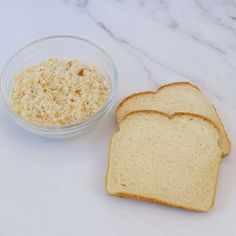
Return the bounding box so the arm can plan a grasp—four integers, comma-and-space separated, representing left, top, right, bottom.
0, 0, 236, 235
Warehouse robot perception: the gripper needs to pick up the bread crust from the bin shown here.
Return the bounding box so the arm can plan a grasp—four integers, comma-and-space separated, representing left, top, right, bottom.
122, 110, 221, 135
106, 110, 222, 212
116, 82, 200, 114
211, 105, 231, 155
115, 81, 231, 157
109, 192, 209, 212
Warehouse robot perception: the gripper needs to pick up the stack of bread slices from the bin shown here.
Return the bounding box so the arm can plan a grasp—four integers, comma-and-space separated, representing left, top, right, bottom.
106, 82, 231, 212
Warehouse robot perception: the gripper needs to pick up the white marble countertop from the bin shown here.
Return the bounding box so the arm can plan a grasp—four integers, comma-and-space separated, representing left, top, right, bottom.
0, 0, 236, 235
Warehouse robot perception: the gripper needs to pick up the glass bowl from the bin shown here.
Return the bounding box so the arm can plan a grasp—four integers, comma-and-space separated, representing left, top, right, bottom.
0, 35, 118, 139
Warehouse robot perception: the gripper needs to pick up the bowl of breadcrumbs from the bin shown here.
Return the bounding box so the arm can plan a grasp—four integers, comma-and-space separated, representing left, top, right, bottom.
0, 36, 118, 138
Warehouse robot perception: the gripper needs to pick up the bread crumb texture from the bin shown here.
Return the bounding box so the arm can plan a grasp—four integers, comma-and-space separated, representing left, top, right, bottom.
10, 58, 110, 125
106, 111, 222, 212
116, 82, 230, 157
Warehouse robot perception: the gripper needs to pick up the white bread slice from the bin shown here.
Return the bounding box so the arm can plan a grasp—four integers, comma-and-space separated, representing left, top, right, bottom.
106, 111, 222, 212
116, 82, 230, 157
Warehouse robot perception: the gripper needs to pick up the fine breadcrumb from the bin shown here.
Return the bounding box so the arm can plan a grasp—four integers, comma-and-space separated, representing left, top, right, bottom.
10, 57, 110, 125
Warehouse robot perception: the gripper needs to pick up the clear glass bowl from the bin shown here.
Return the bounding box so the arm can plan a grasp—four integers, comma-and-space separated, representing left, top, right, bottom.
0, 36, 118, 139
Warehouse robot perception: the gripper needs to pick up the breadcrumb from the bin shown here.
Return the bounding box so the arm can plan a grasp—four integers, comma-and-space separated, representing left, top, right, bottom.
10, 58, 110, 125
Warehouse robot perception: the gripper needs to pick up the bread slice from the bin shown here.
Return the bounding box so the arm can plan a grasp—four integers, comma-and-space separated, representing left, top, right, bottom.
106, 111, 222, 212
116, 82, 230, 157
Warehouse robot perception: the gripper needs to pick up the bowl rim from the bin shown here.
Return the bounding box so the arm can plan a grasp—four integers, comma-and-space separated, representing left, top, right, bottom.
0, 35, 118, 132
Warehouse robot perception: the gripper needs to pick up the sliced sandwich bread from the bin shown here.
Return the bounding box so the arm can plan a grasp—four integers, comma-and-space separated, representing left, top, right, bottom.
106, 111, 222, 212
116, 82, 230, 157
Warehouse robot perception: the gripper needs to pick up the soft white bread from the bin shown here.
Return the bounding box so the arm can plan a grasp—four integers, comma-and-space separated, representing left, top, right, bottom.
106, 111, 222, 212
116, 82, 230, 157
